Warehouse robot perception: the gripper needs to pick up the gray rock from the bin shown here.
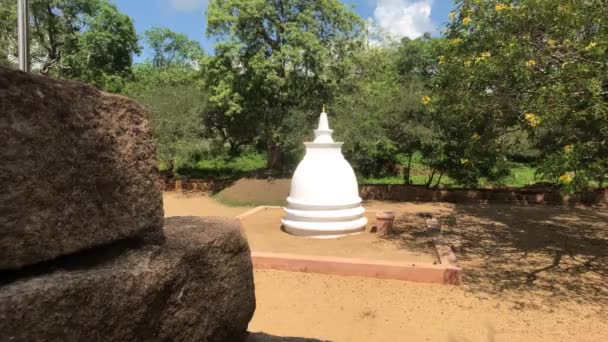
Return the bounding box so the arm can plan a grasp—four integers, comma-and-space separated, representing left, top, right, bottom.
0, 67, 163, 269
0, 216, 256, 342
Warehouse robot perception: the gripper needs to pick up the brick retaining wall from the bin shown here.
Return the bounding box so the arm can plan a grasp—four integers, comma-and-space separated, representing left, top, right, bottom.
359, 184, 608, 206
160, 178, 608, 206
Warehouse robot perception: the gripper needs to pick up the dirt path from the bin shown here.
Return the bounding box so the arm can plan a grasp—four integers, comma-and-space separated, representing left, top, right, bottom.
163, 193, 608, 341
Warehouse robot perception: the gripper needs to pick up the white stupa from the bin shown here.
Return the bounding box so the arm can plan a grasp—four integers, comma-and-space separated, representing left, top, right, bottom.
281, 107, 367, 238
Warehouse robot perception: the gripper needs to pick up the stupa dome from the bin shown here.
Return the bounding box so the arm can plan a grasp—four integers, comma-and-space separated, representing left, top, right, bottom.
282, 108, 367, 238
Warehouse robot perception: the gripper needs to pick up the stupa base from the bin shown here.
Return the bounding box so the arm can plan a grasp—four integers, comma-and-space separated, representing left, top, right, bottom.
281, 216, 368, 239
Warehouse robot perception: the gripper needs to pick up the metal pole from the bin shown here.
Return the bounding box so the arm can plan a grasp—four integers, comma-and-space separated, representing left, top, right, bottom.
18, 0, 29, 72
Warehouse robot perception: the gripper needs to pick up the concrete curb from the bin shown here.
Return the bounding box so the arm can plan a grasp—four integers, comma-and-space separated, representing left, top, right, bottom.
251, 252, 461, 285
236, 206, 281, 221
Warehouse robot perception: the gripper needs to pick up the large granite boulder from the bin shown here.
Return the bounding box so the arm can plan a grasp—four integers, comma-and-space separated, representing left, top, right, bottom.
0, 216, 256, 342
0, 67, 163, 270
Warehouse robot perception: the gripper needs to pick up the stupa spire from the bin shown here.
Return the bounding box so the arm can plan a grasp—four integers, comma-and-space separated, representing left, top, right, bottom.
314, 106, 334, 143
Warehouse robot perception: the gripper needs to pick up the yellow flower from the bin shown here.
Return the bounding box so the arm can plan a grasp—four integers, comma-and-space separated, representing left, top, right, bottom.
450, 38, 463, 45
462, 16, 472, 25
475, 51, 492, 63
547, 39, 557, 47
460, 158, 470, 165
559, 173, 573, 184
472, 133, 481, 141
421, 96, 432, 105
525, 59, 536, 67
524, 112, 541, 127
563, 145, 574, 154
438, 55, 446, 65
495, 4, 510, 11
585, 42, 597, 51
464, 60, 472, 67
449, 11, 457, 20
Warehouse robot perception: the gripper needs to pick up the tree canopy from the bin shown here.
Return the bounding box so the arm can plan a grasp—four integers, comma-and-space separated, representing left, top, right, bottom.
1, 0, 605, 190
432, 0, 608, 189
144, 26, 204, 69
0, 0, 140, 91
204, 0, 365, 169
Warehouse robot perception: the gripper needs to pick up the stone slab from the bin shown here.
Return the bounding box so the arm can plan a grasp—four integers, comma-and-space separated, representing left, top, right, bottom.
0, 216, 255, 341
0, 67, 163, 269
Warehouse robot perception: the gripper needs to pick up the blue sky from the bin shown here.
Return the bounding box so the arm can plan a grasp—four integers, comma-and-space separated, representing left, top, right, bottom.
113, 0, 455, 62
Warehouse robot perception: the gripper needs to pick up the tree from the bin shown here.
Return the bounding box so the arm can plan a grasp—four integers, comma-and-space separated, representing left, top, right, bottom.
331, 45, 403, 178
123, 28, 208, 176
144, 26, 204, 69
204, 0, 365, 171
432, 0, 608, 189
0, 0, 140, 92
0, 0, 17, 67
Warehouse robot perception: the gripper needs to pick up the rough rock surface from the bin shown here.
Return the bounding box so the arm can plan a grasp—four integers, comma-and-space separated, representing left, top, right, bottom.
0, 216, 256, 342
0, 67, 163, 269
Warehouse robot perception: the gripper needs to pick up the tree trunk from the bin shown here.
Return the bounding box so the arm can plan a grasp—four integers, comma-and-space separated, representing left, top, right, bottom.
228, 140, 242, 157
403, 153, 413, 185
433, 171, 444, 189
426, 168, 436, 188
266, 142, 283, 172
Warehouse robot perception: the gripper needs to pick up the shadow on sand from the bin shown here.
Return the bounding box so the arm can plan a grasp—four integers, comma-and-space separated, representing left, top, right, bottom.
375, 201, 608, 309
439, 204, 606, 307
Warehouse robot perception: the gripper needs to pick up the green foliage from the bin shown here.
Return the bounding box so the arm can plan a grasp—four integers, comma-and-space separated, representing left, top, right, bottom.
180, 152, 266, 179
123, 62, 204, 95
0, 0, 140, 91
0, 0, 17, 67
434, 0, 608, 190
362, 161, 541, 188
123, 60, 211, 175
127, 82, 211, 174
332, 36, 448, 187
32, 0, 140, 91
144, 27, 204, 68
122, 26, 210, 176
2, 0, 605, 191
204, 0, 365, 171
332, 46, 401, 177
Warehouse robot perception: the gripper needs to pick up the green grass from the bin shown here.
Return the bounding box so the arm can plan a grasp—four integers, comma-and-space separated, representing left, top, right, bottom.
497, 164, 539, 187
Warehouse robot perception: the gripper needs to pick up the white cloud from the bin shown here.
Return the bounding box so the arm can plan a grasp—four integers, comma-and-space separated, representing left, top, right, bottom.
167, 0, 206, 12
371, 0, 435, 40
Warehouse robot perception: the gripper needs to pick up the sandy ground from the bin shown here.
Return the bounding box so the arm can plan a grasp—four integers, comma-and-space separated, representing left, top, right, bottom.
163, 192, 608, 341
163, 192, 253, 217
249, 269, 608, 342
241, 207, 437, 263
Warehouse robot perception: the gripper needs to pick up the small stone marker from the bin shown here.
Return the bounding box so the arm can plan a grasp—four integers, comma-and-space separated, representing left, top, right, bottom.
376, 211, 396, 236
426, 218, 442, 235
